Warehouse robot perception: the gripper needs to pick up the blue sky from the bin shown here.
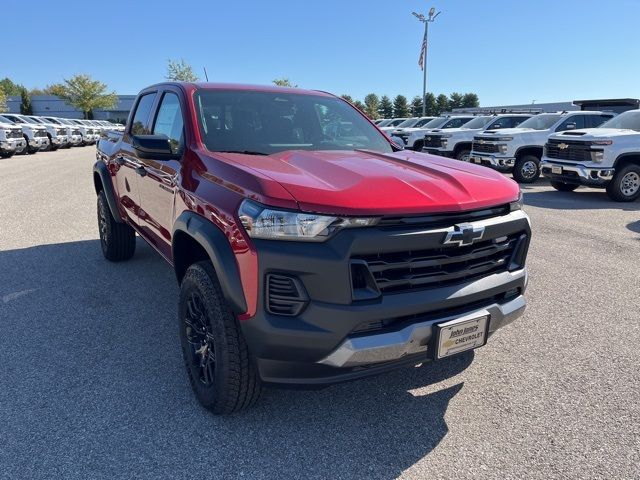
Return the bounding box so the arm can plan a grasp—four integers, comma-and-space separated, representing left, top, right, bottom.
3, 0, 639, 106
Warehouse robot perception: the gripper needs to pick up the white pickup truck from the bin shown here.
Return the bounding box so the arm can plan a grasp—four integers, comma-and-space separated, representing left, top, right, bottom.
421, 114, 532, 161
393, 115, 474, 151
470, 111, 614, 183
541, 109, 640, 202
0, 115, 27, 158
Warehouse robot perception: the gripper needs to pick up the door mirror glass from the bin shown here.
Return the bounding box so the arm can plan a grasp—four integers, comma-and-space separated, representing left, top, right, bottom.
565, 123, 576, 130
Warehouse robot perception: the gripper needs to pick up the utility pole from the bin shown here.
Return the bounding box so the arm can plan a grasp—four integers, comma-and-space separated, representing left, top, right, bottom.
412, 8, 441, 116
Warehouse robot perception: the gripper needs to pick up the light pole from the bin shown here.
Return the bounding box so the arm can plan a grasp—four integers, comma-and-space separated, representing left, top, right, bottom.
413, 8, 441, 116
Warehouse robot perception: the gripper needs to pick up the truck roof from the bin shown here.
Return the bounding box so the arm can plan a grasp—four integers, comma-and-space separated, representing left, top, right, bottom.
145, 81, 334, 98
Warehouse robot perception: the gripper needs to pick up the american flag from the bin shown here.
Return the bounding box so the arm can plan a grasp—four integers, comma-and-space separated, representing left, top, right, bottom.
418, 35, 427, 70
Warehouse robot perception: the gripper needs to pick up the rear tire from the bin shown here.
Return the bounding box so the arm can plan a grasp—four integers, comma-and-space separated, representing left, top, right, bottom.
179, 261, 262, 414
513, 155, 540, 183
97, 191, 136, 261
550, 180, 579, 192
606, 164, 640, 202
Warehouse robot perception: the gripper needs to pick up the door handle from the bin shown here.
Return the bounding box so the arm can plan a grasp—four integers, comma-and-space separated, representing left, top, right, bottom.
135, 166, 147, 177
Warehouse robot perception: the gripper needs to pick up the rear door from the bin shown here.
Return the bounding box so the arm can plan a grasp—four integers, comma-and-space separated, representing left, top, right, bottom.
112, 91, 158, 226
136, 88, 185, 259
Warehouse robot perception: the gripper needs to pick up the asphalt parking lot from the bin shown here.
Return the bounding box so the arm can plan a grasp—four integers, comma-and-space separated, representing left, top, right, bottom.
0, 147, 638, 480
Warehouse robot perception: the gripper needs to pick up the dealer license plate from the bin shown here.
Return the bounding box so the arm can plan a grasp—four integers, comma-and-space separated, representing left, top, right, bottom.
437, 315, 489, 359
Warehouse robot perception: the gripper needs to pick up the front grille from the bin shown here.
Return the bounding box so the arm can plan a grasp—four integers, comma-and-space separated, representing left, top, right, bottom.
57, 128, 66, 136
472, 141, 499, 154
8, 129, 22, 139
352, 233, 526, 295
423, 134, 443, 148
545, 139, 593, 162
377, 205, 510, 230
266, 274, 309, 316
34, 129, 47, 138
72, 129, 81, 135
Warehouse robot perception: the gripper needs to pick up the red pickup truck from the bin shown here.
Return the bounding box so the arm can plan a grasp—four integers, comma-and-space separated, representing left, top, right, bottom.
94, 82, 531, 414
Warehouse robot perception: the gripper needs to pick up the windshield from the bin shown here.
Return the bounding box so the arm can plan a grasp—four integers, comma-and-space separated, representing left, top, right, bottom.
20, 116, 40, 124
395, 118, 419, 128
195, 90, 393, 155
388, 118, 407, 127
0, 115, 15, 124
460, 116, 492, 129
518, 114, 562, 130
377, 119, 392, 127
29, 117, 44, 124
412, 117, 434, 128
441, 117, 473, 129
599, 111, 640, 131
421, 117, 447, 129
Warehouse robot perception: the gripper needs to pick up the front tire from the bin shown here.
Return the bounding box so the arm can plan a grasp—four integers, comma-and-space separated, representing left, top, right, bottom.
606, 164, 640, 202
179, 261, 262, 414
0, 151, 14, 159
456, 149, 471, 162
513, 155, 540, 183
97, 191, 136, 261
413, 139, 424, 151
550, 180, 579, 192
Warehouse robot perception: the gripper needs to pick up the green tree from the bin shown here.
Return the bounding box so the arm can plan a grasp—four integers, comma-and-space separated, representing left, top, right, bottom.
0, 78, 21, 96
55, 74, 118, 119
410, 96, 423, 116
378, 95, 393, 118
272, 78, 297, 87
392, 95, 410, 118
19, 87, 32, 115
44, 83, 67, 96
353, 100, 366, 113
436, 94, 449, 114
462, 93, 480, 108
340, 94, 354, 103
0, 89, 6, 111
448, 92, 464, 110
166, 58, 199, 82
423, 93, 438, 116
363, 93, 380, 119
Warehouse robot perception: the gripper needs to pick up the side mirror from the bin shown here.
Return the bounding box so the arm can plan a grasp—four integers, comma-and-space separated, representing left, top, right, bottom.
131, 134, 179, 160
390, 136, 405, 151
565, 123, 576, 130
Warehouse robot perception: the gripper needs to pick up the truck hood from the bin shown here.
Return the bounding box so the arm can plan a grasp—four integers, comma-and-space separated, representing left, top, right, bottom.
478, 127, 536, 137
215, 149, 520, 216
552, 128, 639, 139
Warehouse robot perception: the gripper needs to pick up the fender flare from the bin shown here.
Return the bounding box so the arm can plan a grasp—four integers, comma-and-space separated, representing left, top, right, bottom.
172, 211, 248, 315
93, 161, 124, 223
514, 145, 543, 159
613, 153, 640, 169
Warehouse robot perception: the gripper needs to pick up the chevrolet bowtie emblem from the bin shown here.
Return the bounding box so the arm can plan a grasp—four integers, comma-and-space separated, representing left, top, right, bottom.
479, 140, 485, 144
426, 137, 431, 141
558, 143, 569, 150
443, 224, 485, 247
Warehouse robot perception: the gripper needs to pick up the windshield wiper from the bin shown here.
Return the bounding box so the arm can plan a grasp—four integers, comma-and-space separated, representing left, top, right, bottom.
217, 150, 269, 156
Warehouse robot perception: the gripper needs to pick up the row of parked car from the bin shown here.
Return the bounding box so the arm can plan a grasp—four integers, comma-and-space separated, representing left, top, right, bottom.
0, 113, 125, 158
374, 109, 640, 202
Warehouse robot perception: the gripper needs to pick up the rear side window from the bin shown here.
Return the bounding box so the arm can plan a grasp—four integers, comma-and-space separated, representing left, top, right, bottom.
130, 93, 157, 135
585, 114, 613, 128
153, 92, 184, 155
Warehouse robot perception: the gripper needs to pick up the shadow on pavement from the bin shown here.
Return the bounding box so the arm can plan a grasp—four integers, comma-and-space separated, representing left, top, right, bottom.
0, 239, 472, 479
523, 188, 640, 211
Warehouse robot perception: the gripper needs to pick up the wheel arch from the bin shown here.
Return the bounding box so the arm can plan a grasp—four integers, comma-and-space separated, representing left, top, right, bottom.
614, 153, 640, 169
453, 141, 472, 157
515, 146, 543, 159
93, 161, 124, 223
172, 211, 248, 315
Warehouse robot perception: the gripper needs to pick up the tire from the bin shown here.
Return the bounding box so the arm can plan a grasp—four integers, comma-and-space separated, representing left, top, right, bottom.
25, 136, 38, 154
550, 180, 579, 192
179, 261, 262, 414
413, 139, 424, 151
606, 164, 640, 202
97, 191, 136, 261
1, 151, 14, 159
456, 149, 471, 162
513, 154, 540, 183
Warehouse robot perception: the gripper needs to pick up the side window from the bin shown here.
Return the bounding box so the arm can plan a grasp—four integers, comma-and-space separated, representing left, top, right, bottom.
556, 115, 585, 132
153, 92, 184, 155
586, 114, 613, 128
130, 93, 157, 135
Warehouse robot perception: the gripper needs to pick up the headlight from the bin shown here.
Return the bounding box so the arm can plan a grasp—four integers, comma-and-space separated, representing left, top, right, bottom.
509, 191, 524, 211
238, 200, 379, 241
499, 144, 508, 154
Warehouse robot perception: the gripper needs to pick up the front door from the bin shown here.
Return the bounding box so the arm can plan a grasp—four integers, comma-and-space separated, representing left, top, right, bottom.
136, 90, 185, 260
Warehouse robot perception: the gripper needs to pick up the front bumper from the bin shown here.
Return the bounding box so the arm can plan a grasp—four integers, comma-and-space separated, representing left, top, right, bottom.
423, 147, 454, 158
30, 137, 50, 150
69, 134, 83, 145
470, 153, 515, 172
540, 160, 614, 187
0, 138, 26, 153
240, 210, 531, 386
51, 135, 69, 146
